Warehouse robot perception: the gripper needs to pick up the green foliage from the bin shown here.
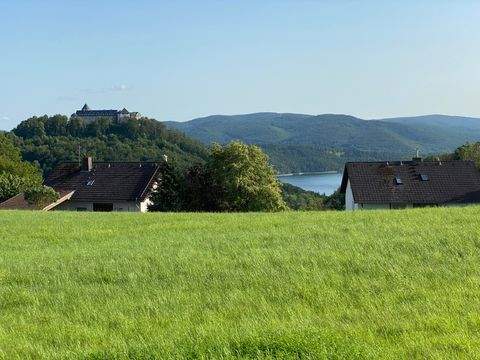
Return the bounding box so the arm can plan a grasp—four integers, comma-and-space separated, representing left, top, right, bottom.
1, 207, 480, 358
44, 115, 69, 136
281, 183, 344, 211
12, 115, 209, 174
424, 142, 480, 170
152, 141, 288, 212
324, 190, 345, 210
281, 183, 327, 210
0, 173, 34, 202
453, 142, 480, 168
12, 116, 46, 138
167, 113, 480, 173
148, 162, 184, 212
150, 143, 341, 212
0, 134, 42, 202
206, 142, 287, 212
24, 186, 59, 207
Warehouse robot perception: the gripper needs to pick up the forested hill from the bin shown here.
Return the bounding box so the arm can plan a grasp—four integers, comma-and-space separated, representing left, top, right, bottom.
10, 115, 208, 175
165, 113, 480, 173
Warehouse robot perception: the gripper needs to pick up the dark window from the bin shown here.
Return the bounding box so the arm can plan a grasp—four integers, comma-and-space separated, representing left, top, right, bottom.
413, 203, 437, 208
420, 174, 429, 181
395, 177, 403, 185
93, 203, 114, 212
76, 207, 87, 212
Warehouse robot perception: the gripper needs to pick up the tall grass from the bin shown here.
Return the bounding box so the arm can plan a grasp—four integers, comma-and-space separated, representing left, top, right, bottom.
1, 207, 480, 358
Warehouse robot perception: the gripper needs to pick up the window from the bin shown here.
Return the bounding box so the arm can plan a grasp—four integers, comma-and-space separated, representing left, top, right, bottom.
395, 177, 403, 185
420, 174, 429, 181
413, 203, 437, 208
93, 203, 114, 212
76, 207, 87, 212
86, 179, 95, 186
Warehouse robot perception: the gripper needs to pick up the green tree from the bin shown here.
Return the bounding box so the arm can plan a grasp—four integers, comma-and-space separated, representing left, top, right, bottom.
149, 162, 184, 212
454, 142, 480, 168
182, 164, 217, 211
281, 183, 326, 210
12, 116, 46, 138
66, 117, 86, 137
0, 134, 43, 202
206, 141, 286, 212
44, 115, 68, 136
85, 117, 113, 137
24, 186, 59, 207
324, 190, 345, 210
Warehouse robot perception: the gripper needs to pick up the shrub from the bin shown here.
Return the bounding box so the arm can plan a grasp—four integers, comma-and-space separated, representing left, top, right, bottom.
24, 186, 59, 207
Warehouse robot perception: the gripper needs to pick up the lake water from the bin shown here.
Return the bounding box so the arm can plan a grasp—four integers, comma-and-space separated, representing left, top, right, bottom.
278, 172, 343, 195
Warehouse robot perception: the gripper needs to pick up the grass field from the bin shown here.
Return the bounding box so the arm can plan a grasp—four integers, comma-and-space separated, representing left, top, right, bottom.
1, 208, 480, 359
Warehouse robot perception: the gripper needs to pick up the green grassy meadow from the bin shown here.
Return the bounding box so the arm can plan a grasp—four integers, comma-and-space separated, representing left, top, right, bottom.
1, 208, 480, 359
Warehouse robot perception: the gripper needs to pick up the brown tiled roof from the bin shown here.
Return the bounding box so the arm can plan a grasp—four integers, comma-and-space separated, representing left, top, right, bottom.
0, 190, 74, 211
340, 160, 480, 204
45, 162, 160, 202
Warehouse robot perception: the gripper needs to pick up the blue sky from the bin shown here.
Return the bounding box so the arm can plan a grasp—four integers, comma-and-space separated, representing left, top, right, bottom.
1, 1, 479, 130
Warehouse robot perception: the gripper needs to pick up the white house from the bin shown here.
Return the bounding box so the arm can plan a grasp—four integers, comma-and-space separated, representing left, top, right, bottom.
340, 158, 480, 210
0, 157, 160, 212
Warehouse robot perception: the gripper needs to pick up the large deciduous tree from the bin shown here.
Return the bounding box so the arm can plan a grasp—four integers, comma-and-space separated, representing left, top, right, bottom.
206, 141, 286, 211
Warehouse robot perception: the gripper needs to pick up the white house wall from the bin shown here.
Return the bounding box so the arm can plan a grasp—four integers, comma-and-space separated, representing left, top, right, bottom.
140, 198, 153, 212
345, 180, 357, 211
53, 200, 150, 212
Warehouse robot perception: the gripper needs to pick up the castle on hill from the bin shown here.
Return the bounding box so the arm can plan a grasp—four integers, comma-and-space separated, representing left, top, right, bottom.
72, 104, 141, 123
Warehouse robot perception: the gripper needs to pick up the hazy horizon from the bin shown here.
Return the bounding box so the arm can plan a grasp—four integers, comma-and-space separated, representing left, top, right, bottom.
1, 1, 480, 130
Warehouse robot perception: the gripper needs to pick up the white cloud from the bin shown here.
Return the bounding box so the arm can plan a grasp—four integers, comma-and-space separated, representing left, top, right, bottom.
76, 85, 133, 95
111, 84, 132, 92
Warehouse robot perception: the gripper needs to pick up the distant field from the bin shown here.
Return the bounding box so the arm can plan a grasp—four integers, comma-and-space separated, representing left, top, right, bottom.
1, 208, 480, 359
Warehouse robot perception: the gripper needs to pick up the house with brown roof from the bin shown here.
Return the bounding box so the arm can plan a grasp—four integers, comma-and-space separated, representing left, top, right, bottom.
340, 157, 480, 210
0, 157, 161, 212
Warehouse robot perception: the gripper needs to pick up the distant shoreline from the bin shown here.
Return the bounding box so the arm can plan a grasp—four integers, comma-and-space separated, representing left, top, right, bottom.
277, 170, 339, 177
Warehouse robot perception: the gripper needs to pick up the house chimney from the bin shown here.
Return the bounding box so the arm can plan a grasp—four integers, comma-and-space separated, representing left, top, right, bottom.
82, 157, 93, 171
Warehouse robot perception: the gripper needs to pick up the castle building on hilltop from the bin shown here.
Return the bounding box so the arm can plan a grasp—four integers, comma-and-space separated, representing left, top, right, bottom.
72, 104, 141, 123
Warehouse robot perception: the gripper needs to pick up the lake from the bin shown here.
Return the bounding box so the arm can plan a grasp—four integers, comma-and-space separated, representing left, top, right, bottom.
278, 172, 342, 195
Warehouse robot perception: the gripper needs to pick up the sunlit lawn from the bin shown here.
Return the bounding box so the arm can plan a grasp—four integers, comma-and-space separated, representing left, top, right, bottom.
1, 207, 480, 359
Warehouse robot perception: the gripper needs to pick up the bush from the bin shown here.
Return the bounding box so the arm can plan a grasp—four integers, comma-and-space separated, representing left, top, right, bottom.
24, 186, 59, 207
